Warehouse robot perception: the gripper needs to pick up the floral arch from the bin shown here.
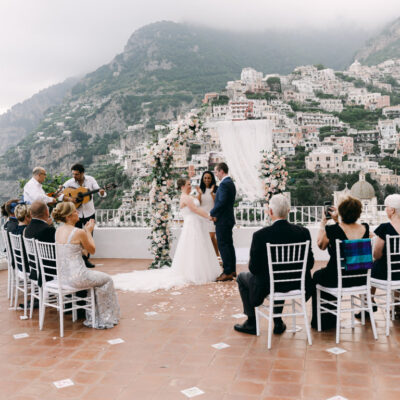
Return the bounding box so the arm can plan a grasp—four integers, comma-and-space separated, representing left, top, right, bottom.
147, 113, 289, 269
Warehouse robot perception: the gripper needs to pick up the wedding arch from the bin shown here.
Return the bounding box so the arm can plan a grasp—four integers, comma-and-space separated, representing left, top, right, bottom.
147, 112, 289, 269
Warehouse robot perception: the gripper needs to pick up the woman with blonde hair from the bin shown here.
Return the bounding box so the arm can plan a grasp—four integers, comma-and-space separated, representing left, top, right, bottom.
52, 202, 119, 329
11, 204, 31, 235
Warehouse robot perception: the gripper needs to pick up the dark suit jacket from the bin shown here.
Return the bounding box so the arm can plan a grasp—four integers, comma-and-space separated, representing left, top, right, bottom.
210, 177, 236, 226
24, 218, 56, 285
5, 217, 18, 234
248, 219, 315, 305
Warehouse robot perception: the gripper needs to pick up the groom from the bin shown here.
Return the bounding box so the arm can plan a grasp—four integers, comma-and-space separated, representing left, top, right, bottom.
210, 162, 237, 282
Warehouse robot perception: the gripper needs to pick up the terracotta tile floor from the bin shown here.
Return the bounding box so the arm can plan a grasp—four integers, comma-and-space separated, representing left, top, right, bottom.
1, 260, 400, 400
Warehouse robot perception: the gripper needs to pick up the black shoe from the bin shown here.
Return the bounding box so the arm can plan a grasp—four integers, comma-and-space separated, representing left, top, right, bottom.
273, 321, 287, 334
85, 260, 96, 268
355, 305, 377, 320
234, 319, 256, 335
19, 300, 39, 309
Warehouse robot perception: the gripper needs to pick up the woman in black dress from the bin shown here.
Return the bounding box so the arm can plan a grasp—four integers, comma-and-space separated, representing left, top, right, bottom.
372, 194, 400, 281
311, 196, 371, 330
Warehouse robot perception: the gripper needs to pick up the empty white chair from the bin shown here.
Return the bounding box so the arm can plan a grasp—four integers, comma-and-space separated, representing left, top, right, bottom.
1, 227, 14, 305
35, 240, 95, 337
255, 240, 312, 349
317, 239, 378, 343
9, 233, 30, 318
371, 234, 400, 336
23, 236, 42, 321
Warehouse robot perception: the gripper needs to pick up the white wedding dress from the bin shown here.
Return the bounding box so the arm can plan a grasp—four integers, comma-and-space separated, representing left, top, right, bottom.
112, 199, 221, 292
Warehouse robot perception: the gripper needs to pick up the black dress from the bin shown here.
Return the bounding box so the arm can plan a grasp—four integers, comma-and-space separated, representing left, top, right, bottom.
311, 223, 370, 330
372, 223, 400, 281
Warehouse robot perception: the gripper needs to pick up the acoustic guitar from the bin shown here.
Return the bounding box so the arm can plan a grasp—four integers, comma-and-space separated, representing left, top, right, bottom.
62, 183, 117, 208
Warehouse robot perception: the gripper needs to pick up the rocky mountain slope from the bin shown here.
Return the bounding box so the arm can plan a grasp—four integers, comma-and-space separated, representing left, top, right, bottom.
0, 77, 78, 155
355, 17, 400, 65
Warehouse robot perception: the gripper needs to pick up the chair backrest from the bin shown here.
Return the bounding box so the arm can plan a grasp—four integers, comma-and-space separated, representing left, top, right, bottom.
23, 236, 40, 283
35, 240, 57, 286
9, 233, 27, 274
266, 240, 310, 294
386, 235, 400, 282
335, 239, 371, 289
1, 227, 13, 267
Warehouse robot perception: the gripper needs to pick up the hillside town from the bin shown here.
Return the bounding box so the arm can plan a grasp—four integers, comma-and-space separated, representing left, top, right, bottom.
109, 59, 400, 211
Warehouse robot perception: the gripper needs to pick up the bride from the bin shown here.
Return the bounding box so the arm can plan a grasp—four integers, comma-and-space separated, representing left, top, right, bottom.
112, 178, 221, 292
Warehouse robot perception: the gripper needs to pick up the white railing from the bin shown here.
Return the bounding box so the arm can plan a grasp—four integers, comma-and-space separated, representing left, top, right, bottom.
95, 204, 389, 228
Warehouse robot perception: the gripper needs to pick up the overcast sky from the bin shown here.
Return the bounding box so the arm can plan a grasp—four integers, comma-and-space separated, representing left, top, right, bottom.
1, 0, 400, 114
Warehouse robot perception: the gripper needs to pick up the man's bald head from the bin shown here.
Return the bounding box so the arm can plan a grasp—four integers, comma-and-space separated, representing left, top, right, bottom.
30, 200, 49, 220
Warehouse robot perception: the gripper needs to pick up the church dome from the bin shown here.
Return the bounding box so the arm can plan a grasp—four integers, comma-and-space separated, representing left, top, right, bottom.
350, 172, 375, 199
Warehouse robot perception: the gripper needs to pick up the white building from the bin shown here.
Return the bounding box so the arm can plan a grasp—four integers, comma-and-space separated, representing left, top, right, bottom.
305, 145, 343, 173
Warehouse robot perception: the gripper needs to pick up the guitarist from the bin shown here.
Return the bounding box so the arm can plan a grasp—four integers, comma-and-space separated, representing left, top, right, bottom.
61, 163, 106, 268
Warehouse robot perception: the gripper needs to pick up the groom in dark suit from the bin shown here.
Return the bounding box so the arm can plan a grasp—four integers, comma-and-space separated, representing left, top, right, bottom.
210, 162, 237, 282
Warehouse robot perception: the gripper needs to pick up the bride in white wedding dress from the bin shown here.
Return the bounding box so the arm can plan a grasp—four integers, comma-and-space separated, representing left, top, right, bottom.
112, 178, 221, 292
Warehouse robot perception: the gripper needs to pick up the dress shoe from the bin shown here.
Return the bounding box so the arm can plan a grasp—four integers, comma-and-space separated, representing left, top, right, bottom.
273, 320, 287, 334
216, 273, 235, 282
19, 300, 39, 309
85, 260, 96, 268
355, 305, 377, 320
234, 319, 256, 335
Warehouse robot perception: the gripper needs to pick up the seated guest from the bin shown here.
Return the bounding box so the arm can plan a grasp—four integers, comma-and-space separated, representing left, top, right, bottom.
234, 194, 315, 335
11, 204, 31, 235
52, 202, 119, 329
372, 194, 400, 281
24, 200, 56, 286
311, 196, 371, 330
11, 203, 32, 274
3, 199, 20, 233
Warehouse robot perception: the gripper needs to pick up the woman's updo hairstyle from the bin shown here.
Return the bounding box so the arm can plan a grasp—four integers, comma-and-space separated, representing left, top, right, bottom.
177, 178, 188, 191
338, 196, 362, 224
14, 204, 31, 222
52, 202, 76, 223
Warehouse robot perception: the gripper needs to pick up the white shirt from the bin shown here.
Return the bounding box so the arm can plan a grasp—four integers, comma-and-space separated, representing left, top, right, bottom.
219, 175, 230, 184
23, 177, 54, 205
62, 175, 106, 218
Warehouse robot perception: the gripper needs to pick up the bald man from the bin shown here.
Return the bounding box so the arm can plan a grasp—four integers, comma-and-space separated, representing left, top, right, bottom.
23, 167, 55, 205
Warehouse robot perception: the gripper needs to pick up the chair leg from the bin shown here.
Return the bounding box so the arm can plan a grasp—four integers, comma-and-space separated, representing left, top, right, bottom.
38, 288, 43, 328
91, 288, 95, 328
317, 289, 322, 332
367, 290, 378, 340
255, 308, 260, 336
268, 300, 273, 350
391, 292, 395, 321
39, 292, 46, 331
59, 295, 64, 338
9, 270, 15, 307
23, 279, 28, 318
361, 294, 366, 326
336, 297, 341, 344
291, 300, 296, 331
29, 282, 34, 319
7, 266, 10, 299
302, 296, 312, 345
386, 289, 391, 337
14, 276, 19, 310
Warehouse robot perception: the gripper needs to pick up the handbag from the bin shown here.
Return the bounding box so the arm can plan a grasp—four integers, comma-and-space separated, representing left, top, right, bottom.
341, 238, 373, 271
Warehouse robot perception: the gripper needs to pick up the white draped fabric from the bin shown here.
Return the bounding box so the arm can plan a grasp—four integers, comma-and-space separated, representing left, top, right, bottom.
213, 120, 273, 201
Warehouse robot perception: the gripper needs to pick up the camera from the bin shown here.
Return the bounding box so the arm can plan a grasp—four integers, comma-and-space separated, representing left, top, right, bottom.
324, 201, 332, 219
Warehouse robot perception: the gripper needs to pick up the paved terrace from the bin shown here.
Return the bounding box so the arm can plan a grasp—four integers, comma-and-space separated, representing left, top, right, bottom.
1, 260, 400, 400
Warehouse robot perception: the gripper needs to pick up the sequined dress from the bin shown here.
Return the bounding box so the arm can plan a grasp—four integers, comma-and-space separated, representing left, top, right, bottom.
56, 228, 120, 329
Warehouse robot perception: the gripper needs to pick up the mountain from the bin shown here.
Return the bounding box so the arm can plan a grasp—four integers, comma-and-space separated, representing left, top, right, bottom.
0, 77, 79, 155
0, 21, 371, 202
355, 17, 400, 65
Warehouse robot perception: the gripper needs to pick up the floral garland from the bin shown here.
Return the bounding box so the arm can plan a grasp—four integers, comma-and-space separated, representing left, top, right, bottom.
260, 149, 289, 203
147, 112, 205, 269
